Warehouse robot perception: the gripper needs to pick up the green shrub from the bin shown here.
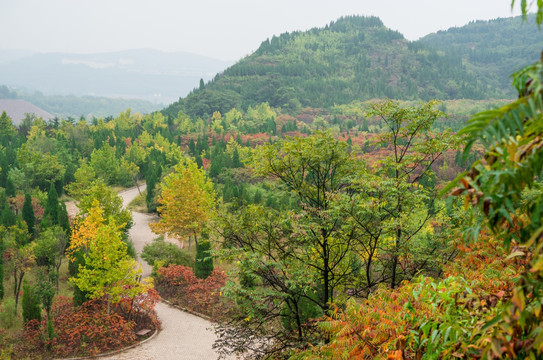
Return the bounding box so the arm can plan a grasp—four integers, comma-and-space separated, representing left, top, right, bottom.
142, 236, 194, 272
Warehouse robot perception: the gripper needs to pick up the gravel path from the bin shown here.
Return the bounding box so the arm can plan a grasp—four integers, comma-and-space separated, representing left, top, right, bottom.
98, 186, 232, 360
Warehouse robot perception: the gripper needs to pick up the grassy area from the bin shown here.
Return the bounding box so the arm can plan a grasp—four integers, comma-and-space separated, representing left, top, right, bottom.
127, 190, 148, 213
0, 259, 73, 336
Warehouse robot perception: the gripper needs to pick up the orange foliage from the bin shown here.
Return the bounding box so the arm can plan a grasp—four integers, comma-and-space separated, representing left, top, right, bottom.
296, 234, 525, 359
66, 199, 105, 261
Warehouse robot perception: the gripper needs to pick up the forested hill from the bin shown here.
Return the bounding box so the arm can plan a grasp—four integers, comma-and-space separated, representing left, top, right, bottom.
163, 16, 492, 119
419, 15, 543, 98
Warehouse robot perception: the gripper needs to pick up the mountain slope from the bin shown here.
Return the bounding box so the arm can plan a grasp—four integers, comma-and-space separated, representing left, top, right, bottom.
163, 16, 488, 119
419, 15, 543, 97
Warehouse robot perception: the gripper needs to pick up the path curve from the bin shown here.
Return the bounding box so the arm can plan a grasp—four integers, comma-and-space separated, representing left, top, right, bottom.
99, 186, 231, 360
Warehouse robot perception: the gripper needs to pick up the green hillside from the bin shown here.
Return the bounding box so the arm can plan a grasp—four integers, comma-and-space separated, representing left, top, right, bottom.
163, 16, 506, 119
419, 15, 543, 98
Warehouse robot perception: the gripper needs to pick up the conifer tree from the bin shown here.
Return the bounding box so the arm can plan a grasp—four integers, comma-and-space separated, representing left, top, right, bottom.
195, 153, 203, 168
194, 231, 214, 279
253, 189, 263, 204
188, 138, 196, 156
22, 283, 41, 324
22, 193, 35, 237
43, 183, 59, 227
362, 118, 369, 132
145, 170, 158, 213
5, 177, 15, 197
58, 202, 71, 235
0, 205, 15, 227
232, 148, 242, 168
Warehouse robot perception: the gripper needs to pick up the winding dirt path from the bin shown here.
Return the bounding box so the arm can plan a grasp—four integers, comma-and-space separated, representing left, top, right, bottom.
99, 186, 230, 360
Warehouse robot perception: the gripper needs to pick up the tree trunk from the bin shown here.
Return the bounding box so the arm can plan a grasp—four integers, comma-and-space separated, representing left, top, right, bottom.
391, 224, 401, 289
322, 237, 329, 310
134, 176, 141, 195
293, 298, 303, 340
15, 271, 24, 310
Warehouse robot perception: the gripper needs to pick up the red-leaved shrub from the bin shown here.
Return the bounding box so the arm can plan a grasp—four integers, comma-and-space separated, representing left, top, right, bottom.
156, 265, 227, 319
22, 296, 138, 357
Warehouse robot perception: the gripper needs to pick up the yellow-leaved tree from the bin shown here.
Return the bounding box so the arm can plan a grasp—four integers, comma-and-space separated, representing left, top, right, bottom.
68, 200, 149, 313
150, 158, 216, 249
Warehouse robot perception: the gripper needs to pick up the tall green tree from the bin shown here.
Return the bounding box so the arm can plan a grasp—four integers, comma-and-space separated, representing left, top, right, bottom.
22, 193, 35, 237
216, 204, 323, 356
42, 183, 59, 227
3, 224, 35, 310
250, 131, 361, 308
34, 226, 68, 293
4, 177, 15, 197
194, 230, 214, 279
35, 268, 56, 340
363, 100, 453, 288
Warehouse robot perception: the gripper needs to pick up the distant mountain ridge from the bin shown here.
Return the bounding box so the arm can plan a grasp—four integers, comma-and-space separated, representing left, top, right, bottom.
0, 99, 53, 125
0, 49, 233, 105
163, 15, 541, 119
419, 15, 543, 95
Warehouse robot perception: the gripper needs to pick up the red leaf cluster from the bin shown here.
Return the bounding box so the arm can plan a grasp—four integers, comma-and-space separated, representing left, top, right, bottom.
156, 265, 227, 319
115, 288, 161, 331
22, 296, 137, 358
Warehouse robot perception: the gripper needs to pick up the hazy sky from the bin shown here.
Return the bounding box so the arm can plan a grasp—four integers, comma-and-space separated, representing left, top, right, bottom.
0, 0, 522, 61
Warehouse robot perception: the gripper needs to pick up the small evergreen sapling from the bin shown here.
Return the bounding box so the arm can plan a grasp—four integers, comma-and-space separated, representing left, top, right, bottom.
22, 282, 41, 324
194, 231, 214, 279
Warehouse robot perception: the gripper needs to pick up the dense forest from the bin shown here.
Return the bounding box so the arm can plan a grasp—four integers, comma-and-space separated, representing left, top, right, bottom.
0, 4, 542, 360
420, 15, 543, 96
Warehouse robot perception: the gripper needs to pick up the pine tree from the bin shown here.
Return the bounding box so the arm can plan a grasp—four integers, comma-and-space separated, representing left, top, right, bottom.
0, 205, 16, 227
362, 118, 369, 132
22, 194, 35, 237
22, 283, 41, 324
223, 180, 234, 203
5, 177, 15, 197
58, 202, 71, 235
194, 232, 214, 279
70, 251, 89, 307
232, 148, 242, 168
188, 138, 196, 156
43, 183, 59, 227
195, 153, 203, 168
253, 189, 263, 204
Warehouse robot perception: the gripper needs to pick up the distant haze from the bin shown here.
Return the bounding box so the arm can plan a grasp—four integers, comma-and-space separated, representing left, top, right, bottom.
0, 49, 232, 104
0, 0, 522, 62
